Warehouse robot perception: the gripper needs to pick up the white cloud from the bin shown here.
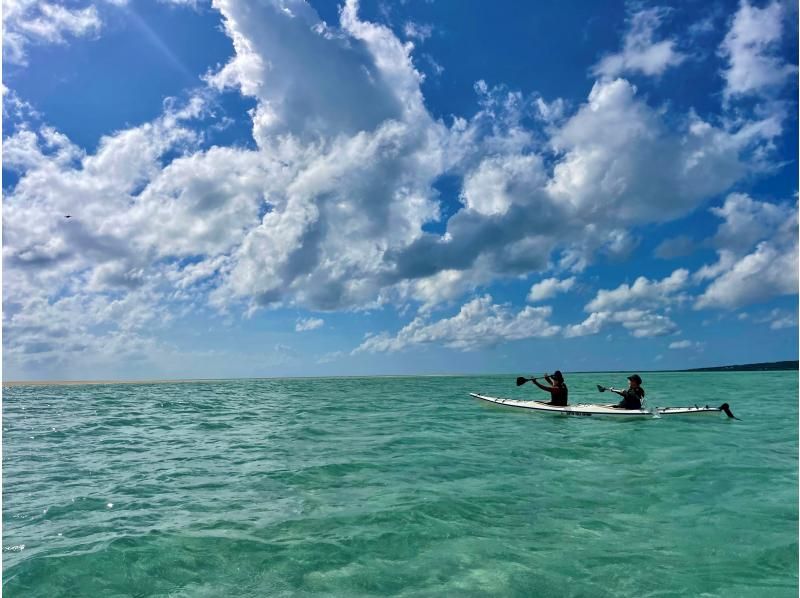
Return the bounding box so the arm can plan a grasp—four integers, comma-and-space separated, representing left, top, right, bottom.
688, 14, 717, 37
592, 7, 686, 78
4, 1, 450, 373
208, 0, 422, 141
2, 96, 213, 372
403, 21, 432, 41
719, 0, 796, 99
4, 0, 796, 376
669, 339, 698, 349
159, 0, 202, 7
3, 0, 102, 65
528, 277, 575, 302
547, 79, 758, 224
460, 154, 547, 217
770, 316, 796, 330
295, 317, 324, 332
563, 269, 689, 339
354, 295, 560, 353
400, 268, 488, 311
585, 269, 689, 312
696, 241, 798, 309
693, 250, 736, 283
757, 309, 798, 330
2, 86, 41, 121
394, 75, 774, 305
695, 195, 798, 309
709, 192, 793, 253
565, 308, 678, 339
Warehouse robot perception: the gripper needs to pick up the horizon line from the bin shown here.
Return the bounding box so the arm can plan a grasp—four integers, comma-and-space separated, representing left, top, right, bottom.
4, 361, 797, 387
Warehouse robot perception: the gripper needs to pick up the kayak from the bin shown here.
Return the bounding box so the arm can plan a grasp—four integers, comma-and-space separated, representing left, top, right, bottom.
469, 393, 739, 419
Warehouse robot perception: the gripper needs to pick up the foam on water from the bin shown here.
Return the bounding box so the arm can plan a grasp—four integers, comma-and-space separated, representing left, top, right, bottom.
3, 372, 798, 597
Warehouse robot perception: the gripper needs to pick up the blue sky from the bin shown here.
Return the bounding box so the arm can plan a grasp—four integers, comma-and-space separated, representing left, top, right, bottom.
3, 0, 798, 380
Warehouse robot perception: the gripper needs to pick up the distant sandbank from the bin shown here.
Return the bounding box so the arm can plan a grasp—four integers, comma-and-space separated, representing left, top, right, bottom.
2, 374, 468, 387
3, 378, 229, 387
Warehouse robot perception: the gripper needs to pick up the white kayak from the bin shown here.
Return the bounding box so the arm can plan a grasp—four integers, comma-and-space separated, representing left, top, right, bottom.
469, 393, 739, 419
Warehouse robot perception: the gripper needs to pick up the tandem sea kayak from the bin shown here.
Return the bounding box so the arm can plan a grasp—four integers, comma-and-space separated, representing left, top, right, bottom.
469, 393, 739, 419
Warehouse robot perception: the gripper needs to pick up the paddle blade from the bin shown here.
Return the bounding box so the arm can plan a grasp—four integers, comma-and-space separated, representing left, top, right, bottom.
516, 377, 529, 386
596, 384, 606, 392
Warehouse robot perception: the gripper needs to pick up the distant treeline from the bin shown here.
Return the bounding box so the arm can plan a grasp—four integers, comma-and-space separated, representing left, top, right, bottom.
683, 360, 799, 372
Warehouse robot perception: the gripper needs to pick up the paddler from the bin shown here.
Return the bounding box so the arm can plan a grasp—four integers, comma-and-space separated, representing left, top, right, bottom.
531, 370, 569, 406
609, 374, 645, 409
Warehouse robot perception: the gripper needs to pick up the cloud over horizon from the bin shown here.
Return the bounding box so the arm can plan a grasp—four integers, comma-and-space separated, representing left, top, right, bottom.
3, 0, 797, 377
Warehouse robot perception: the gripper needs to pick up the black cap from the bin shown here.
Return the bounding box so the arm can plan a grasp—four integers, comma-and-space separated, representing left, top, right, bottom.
628, 374, 642, 384
552, 370, 564, 381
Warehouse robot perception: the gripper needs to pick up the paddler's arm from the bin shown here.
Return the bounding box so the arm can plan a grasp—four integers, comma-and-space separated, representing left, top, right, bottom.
531, 378, 553, 392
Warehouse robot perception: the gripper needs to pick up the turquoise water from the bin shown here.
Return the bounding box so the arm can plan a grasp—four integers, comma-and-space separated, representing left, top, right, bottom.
3, 372, 798, 597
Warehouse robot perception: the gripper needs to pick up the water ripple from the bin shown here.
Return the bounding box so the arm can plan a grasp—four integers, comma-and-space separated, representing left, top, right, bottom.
3, 373, 798, 597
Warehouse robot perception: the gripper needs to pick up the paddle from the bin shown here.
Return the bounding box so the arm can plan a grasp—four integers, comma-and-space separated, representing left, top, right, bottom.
596, 384, 621, 393
516, 376, 539, 386
597, 384, 630, 408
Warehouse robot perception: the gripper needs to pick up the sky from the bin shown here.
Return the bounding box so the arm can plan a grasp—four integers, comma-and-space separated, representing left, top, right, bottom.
2, 0, 798, 380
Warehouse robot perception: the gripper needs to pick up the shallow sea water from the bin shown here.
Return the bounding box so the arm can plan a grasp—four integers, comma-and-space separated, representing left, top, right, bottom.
3, 372, 798, 597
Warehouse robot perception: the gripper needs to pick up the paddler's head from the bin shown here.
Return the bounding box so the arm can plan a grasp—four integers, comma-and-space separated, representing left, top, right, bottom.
627, 374, 642, 388
552, 370, 564, 383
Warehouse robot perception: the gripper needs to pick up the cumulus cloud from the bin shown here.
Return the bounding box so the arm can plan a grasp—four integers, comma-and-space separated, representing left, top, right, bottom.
353, 295, 560, 353
709, 192, 794, 253
562, 270, 689, 339
719, 0, 796, 99
546, 78, 762, 224
391, 75, 775, 305
592, 7, 686, 78
2, 96, 212, 371
207, 0, 425, 142
528, 277, 575, 302
295, 317, 324, 332
4, 0, 449, 371
460, 153, 548, 217
695, 194, 798, 309
565, 309, 678, 338
585, 269, 690, 312
696, 241, 798, 309
3, 0, 102, 65
4, 0, 796, 372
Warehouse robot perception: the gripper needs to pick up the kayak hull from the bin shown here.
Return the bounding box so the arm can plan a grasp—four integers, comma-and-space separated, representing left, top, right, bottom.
470, 393, 728, 418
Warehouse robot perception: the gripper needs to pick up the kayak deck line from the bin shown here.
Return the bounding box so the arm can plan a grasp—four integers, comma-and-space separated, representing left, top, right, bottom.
469, 393, 738, 418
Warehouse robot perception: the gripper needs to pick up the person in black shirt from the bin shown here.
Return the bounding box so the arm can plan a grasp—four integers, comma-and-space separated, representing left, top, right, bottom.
609, 374, 645, 409
532, 370, 569, 406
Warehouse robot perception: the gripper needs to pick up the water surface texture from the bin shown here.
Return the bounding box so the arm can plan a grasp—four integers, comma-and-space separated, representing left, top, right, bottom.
3, 372, 798, 597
